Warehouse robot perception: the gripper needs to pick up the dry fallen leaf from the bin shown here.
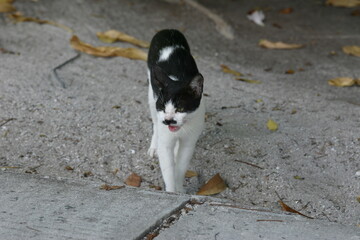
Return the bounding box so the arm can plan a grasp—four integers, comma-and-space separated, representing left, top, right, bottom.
197, 173, 227, 196
351, 9, 360, 15
326, 0, 360, 7
328, 77, 356, 87
149, 185, 162, 191
83, 171, 93, 177
259, 39, 304, 49
185, 170, 198, 178
100, 184, 125, 191
279, 7, 294, 14
0, 0, 16, 13
125, 172, 142, 187
220, 64, 243, 76
267, 119, 278, 131
342, 45, 360, 57
285, 69, 295, 74
97, 30, 150, 48
146, 232, 159, 240
7, 12, 73, 32
293, 175, 305, 180
278, 200, 313, 219
70, 35, 147, 61
235, 78, 262, 84
64, 166, 74, 171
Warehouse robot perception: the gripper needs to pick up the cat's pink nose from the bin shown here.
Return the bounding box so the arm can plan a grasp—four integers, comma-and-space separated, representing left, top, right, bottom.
163, 119, 177, 125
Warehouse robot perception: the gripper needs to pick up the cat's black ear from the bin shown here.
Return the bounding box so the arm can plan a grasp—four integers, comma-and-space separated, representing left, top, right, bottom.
151, 65, 169, 89
189, 74, 204, 98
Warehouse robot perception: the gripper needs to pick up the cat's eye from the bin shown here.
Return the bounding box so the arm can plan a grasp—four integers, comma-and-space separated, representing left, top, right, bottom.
176, 107, 185, 113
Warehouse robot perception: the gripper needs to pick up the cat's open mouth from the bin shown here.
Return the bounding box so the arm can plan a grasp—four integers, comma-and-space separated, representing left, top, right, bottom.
168, 125, 180, 132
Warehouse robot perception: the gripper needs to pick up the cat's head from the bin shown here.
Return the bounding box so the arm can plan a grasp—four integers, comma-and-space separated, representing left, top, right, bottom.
150, 65, 203, 132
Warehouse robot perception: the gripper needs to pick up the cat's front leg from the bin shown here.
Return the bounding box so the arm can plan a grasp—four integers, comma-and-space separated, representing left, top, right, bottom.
148, 123, 158, 158
157, 134, 177, 192
148, 84, 158, 158
174, 139, 197, 193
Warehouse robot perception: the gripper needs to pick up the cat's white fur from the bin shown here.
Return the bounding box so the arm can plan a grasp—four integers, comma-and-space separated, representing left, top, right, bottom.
147, 69, 205, 192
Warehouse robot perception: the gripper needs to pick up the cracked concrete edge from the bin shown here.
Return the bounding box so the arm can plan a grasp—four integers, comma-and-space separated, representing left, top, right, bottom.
141, 196, 288, 239
135, 198, 190, 240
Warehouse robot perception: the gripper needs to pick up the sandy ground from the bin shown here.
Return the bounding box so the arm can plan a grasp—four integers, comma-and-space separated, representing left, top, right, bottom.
0, 0, 359, 226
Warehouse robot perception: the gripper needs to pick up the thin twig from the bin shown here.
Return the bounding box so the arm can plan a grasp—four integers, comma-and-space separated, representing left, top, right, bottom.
234, 159, 264, 170
0, 118, 16, 127
209, 203, 273, 213
51, 53, 80, 88
26, 226, 41, 232
256, 219, 284, 222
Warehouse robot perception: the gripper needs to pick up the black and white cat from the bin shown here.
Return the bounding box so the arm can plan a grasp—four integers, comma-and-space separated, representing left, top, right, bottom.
147, 29, 205, 193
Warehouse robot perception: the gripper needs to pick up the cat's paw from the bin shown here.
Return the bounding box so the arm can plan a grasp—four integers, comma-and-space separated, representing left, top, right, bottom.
148, 147, 157, 158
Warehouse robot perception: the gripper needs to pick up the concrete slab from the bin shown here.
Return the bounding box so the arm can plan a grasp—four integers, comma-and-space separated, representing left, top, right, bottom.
157, 203, 360, 240
0, 173, 190, 240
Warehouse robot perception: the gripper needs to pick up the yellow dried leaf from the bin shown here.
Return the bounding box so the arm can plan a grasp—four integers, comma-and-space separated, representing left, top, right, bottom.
220, 64, 243, 76
342, 45, 360, 57
97, 30, 150, 48
0, 1, 15, 13
267, 119, 278, 131
197, 173, 227, 196
7, 12, 73, 32
328, 77, 355, 87
259, 39, 304, 49
185, 170, 198, 178
326, 0, 360, 7
125, 172, 142, 187
236, 78, 262, 84
70, 35, 147, 61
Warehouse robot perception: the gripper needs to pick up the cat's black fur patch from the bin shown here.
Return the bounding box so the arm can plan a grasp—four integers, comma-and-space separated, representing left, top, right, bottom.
148, 29, 203, 113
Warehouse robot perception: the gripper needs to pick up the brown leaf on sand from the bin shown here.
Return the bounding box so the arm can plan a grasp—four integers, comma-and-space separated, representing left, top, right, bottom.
97, 30, 150, 48
7, 12, 73, 32
285, 69, 295, 74
0, 0, 16, 13
328, 77, 356, 87
125, 172, 142, 187
70, 35, 148, 61
279, 7, 294, 14
342, 45, 360, 57
259, 39, 304, 49
185, 170, 198, 178
326, 0, 360, 7
236, 78, 262, 84
351, 9, 360, 15
197, 173, 227, 196
278, 200, 313, 219
100, 184, 125, 191
149, 185, 162, 191
220, 64, 243, 77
